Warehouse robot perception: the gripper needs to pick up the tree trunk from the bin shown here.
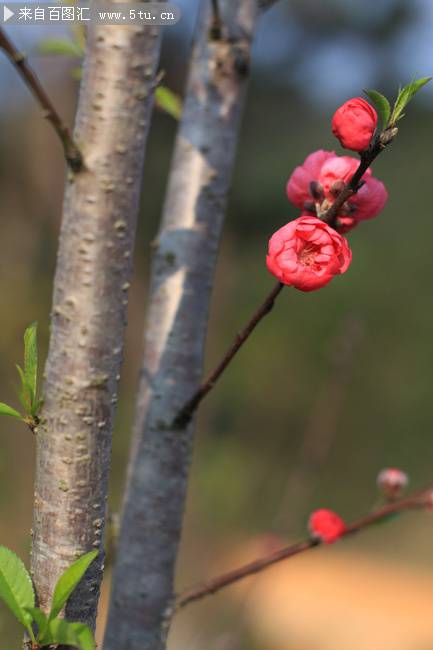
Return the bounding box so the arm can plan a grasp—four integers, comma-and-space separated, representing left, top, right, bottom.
31, 22, 162, 630
104, 2, 259, 648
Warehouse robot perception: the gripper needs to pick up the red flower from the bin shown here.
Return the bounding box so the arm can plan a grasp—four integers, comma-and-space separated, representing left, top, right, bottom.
266, 216, 352, 292
332, 97, 377, 152
308, 509, 346, 544
286, 150, 388, 232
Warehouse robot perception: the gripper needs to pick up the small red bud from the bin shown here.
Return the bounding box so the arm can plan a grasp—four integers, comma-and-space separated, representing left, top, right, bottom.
308, 509, 346, 544
377, 468, 409, 499
332, 97, 377, 152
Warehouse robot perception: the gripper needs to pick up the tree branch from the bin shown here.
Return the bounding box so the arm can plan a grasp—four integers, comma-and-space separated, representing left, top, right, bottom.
174, 281, 284, 428
0, 27, 83, 171
30, 22, 162, 634
323, 130, 395, 228
175, 484, 433, 610
172, 129, 396, 426
103, 3, 260, 649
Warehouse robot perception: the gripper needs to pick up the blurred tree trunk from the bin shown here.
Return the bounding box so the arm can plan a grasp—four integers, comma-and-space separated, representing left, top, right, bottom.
104, 2, 259, 649
31, 23, 161, 631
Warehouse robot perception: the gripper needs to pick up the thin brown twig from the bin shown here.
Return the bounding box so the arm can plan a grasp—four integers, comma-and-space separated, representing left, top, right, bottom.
175, 483, 433, 610
323, 129, 395, 228
0, 27, 83, 171
172, 128, 396, 428
173, 280, 284, 428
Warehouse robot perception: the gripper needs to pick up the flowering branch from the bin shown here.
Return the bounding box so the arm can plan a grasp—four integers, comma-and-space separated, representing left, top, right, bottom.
0, 27, 83, 171
175, 483, 433, 610
173, 131, 388, 428
172, 83, 428, 423
173, 280, 284, 428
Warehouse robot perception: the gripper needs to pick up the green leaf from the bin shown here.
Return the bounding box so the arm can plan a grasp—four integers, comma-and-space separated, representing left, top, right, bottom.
0, 402, 22, 420
23, 322, 38, 404
25, 607, 48, 641
49, 551, 98, 621
0, 546, 34, 628
391, 76, 432, 124
40, 619, 95, 650
16, 364, 32, 412
364, 89, 391, 129
73, 622, 96, 650
155, 86, 182, 120
38, 38, 83, 58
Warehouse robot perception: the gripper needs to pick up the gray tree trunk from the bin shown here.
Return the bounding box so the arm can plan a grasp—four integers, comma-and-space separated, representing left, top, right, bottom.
31, 22, 162, 630
104, 2, 259, 649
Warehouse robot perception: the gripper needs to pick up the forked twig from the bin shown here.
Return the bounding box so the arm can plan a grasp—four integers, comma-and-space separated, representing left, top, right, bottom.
0, 27, 83, 171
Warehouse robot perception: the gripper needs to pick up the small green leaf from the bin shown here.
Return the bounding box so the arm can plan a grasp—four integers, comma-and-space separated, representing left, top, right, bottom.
25, 607, 48, 640
73, 622, 96, 650
24, 322, 38, 404
49, 551, 98, 621
38, 38, 83, 58
391, 76, 432, 124
40, 619, 95, 650
364, 89, 391, 128
155, 86, 182, 120
0, 546, 34, 628
0, 402, 22, 420
16, 365, 32, 412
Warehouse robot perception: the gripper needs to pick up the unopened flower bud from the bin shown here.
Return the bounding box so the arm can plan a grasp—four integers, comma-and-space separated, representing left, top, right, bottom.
377, 468, 409, 499
308, 509, 346, 544
332, 97, 377, 152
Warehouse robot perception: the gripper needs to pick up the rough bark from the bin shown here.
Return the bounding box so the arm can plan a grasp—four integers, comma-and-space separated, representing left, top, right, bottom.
104, 2, 259, 649
30, 23, 162, 630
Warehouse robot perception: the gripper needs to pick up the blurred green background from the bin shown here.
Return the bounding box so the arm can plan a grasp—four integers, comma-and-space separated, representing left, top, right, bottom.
1, 0, 433, 647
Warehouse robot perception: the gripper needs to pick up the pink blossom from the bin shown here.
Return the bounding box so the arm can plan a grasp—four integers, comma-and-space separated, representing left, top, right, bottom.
266, 216, 352, 292
286, 150, 335, 209
286, 150, 388, 231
